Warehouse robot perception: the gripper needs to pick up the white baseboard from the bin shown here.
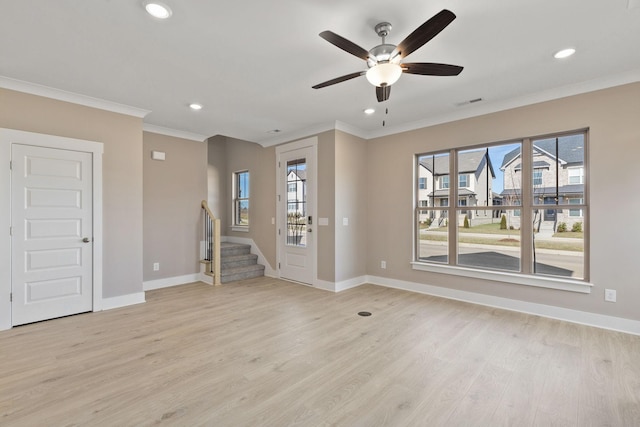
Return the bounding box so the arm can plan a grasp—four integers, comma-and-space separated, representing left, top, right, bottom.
224, 235, 277, 277
143, 273, 202, 291
335, 276, 367, 292
102, 292, 146, 310
314, 279, 336, 292
366, 275, 640, 336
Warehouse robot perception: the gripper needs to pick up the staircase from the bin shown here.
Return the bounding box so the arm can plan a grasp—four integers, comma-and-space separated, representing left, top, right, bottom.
200, 200, 264, 285
205, 242, 265, 284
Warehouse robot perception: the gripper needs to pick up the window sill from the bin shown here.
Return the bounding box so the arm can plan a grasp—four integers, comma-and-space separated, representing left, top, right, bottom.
231, 226, 249, 233
411, 261, 592, 294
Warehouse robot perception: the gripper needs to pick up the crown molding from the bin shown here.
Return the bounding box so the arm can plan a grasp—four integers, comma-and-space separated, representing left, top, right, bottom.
364, 68, 640, 140
143, 124, 208, 142
0, 76, 150, 118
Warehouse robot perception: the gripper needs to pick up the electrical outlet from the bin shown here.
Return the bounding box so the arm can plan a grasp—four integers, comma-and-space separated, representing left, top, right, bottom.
381, 260, 386, 269
153, 262, 160, 271
604, 289, 616, 302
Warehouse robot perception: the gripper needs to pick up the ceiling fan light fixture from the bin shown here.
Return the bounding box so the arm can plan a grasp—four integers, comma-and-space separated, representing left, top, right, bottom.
366, 62, 402, 87
144, 1, 172, 19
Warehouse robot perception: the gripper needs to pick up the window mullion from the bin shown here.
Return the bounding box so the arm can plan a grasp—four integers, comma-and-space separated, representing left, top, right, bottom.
449, 149, 458, 266
521, 138, 533, 274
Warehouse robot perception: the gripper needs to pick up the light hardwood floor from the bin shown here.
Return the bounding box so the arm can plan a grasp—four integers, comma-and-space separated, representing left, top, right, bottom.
1, 277, 639, 426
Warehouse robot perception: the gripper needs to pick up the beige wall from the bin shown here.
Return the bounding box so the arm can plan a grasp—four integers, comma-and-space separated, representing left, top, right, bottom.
367, 82, 640, 321
317, 131, 336, 282
207, 135, 228, 228
143, 132, 207, 281
334, 131, 367, 282
0, 88, 143, 299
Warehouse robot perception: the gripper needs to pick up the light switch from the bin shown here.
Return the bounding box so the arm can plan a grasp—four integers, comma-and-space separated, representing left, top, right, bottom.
343, 217, 349, 226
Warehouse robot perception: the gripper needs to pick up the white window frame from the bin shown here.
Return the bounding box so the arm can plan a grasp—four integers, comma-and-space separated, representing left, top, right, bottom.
533, 169, 543, 186
568, 166, 584, 184
440, 175, 450, 189
232, 170, 250, 231
569, 197, 583, 217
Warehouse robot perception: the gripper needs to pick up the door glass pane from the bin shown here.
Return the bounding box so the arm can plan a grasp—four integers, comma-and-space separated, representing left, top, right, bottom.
533, 209, 584, 279
286, 159, 306, 247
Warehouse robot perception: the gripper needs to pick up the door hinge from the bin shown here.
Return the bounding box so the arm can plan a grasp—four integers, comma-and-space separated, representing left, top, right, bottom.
9, 226, 12, 236
278, 161, 281, 168
9, 293, 12, 302
277, 194, 281, 202
278, 262, 281, 269
9, 161, 12, 170
278, 229, 281, 235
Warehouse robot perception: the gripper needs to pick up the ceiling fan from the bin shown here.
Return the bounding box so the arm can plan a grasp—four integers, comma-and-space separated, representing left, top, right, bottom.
312, 9, 463, 102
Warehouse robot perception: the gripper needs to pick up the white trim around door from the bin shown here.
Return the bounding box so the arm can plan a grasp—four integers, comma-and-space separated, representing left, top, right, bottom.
0, 128, 103, 330
275, 137, 318, 286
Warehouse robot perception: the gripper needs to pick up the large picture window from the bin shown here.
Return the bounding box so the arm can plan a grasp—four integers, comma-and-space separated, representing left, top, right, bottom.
233, 170, 249, 227
415, 131, 588, 283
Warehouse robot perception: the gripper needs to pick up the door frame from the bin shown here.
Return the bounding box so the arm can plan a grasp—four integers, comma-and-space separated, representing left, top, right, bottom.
275, 136, 317, 286
0, 128, 103, 330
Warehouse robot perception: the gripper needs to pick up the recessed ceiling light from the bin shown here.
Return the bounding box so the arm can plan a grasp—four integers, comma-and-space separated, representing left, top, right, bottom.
268, 129, 282, 134
189, 103, 202, 110
554, 48, 576, 59
363, 108, 375, 115
144, 2, 172, 19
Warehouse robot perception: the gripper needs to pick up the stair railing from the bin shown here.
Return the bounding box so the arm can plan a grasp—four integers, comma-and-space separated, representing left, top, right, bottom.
201, 200, 221, 285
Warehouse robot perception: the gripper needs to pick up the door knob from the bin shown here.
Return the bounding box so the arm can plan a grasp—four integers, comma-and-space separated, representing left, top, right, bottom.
82, 237, 91, 243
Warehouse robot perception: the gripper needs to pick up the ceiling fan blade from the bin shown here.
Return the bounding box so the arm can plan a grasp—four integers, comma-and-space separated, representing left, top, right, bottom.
376, 85, 391, 102
401, 62, 463, 76
392, 9, 456, 59
312, 71, 365, 89
319, 31, 372, 61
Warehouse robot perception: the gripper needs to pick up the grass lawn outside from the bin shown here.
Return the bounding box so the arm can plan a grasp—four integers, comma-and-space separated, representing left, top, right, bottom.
420, 221, 584, 252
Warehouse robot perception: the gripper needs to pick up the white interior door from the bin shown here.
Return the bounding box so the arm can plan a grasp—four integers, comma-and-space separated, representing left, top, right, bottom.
278, 143, 317, 285
11, 144, 93, 326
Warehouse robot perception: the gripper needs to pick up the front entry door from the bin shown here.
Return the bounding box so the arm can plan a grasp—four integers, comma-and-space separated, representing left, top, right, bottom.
277, 142, 317, 285
11, 144, 93, 326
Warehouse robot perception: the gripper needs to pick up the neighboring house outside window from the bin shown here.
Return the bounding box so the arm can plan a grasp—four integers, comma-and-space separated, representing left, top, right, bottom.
458, 174, 468, 188
233, 170, 249, 227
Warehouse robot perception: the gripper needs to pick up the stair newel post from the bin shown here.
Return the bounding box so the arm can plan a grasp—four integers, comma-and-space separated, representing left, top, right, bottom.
213, 218, 221, 285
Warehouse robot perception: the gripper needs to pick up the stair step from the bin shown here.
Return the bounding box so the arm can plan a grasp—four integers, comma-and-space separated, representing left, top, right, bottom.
220, 242, 251, 257
221, 264, 265, 283
221, 253, 258, 269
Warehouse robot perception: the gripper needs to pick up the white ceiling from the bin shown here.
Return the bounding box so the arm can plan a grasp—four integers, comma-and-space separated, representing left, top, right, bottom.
1, 0, 639, 145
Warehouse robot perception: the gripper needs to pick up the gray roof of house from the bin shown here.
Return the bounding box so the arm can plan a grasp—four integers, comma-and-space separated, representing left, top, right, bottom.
514, 160, 550, 171
500, 134, 585, 169
420, 149, 496, 177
